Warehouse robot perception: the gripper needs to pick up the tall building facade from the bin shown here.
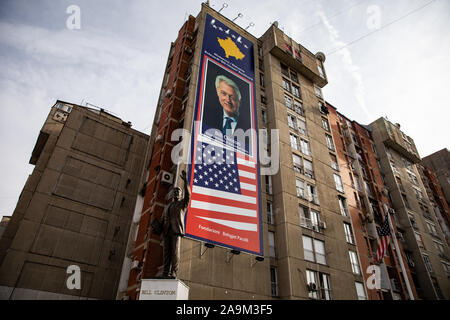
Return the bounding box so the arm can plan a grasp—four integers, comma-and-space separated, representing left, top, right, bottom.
0, 101, 148, 299
119, 4, 446, 300
370, 118, 450, 299
327, 103, 417, 300
422, 149, 450, 205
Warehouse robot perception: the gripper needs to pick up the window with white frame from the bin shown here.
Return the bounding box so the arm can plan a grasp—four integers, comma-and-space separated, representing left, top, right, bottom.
302, 236, 327, 265
330, 153, 339, 170
265, 175, 272, 194
299, 206, 321, 231
314, 84, 322, 98
261, 108, 267, 124
415, 232, 425, 248
270, 266, 279, 297
441, 261, 450, 278
306, 270, 332, 300
306, 269, 319, 299
282, 78, 291, 92
292, 84, 301, 98
426, 221, 439, 237
297, 118, 307, 135
300, 139, 311, 156
304, 159, 314, 179
290, 133, 299, 150
294, 100, 304, 116
293, 153, 303, 173
355, 282, 366, 300
287, 113, 297, 129
267, 201, 274, 224
307, 184, 319, 204
284, 95, 293, 109
325, 134, 335, 151
423, 254, 433, 273
296, 178, 306, 199
322, 118, 330, 132
334, 174, 344, 192
338, 196, 349, 216
344, 222, 355, 244
349, 250, 361, 275
268, 231, 276, 257
434, 241, 445, 256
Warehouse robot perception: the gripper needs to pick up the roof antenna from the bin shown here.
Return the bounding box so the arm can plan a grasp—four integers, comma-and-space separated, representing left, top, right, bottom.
232, 13, 243, 22
218, 3, 228, 13
245, 22, 255, 30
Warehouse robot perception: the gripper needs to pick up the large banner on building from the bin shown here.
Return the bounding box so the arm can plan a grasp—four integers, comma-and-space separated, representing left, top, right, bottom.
184, 13, 262, 256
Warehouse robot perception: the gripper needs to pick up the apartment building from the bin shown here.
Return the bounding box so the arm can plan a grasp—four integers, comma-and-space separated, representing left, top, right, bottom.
370, 118, 450, 299
0, 101, 149, 299
327, 103, 418, 300
120, 3, 425, 300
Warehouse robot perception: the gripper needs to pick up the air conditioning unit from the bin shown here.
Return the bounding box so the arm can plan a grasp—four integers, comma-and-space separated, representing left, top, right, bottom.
307, 282, 317, 292
319, 221, 327, 230
131, 260, 140, 270
161, 171, 174, 184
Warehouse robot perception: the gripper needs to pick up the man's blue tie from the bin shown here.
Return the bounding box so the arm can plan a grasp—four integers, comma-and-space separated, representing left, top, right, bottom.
223, 117, 233, 136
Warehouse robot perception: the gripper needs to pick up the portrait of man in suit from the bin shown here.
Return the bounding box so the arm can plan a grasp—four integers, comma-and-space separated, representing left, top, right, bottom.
201, 62, 252, 140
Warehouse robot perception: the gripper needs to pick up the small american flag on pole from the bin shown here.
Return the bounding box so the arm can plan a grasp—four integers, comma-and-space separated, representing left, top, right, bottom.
376, 212, 392, 262
185, 141, 261, 254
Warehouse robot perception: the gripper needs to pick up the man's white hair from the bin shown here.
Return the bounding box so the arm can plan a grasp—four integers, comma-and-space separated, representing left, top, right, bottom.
215, 75, 241, 101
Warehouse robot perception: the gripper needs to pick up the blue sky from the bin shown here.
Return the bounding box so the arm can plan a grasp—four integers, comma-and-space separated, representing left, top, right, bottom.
0, 0, 449, 219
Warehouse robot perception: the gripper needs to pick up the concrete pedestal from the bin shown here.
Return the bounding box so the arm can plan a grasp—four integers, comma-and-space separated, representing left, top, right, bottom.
138, 278, 189, 300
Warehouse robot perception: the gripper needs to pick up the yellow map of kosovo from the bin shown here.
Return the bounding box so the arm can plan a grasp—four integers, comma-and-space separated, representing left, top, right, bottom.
217, 37, 245, 60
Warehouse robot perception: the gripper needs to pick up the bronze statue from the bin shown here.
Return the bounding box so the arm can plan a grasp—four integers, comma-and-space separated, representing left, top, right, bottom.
160, 170, 190, 278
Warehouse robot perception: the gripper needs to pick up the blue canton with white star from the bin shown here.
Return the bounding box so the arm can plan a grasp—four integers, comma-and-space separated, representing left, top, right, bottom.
193, 142, 241, 194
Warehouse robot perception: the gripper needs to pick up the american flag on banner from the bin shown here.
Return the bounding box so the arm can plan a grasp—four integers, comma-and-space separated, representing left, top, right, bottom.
185, 141, 261, 254
376, 213, 392, 262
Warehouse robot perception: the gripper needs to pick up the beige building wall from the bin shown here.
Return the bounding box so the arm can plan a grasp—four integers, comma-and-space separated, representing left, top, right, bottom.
0, 102, 148, 300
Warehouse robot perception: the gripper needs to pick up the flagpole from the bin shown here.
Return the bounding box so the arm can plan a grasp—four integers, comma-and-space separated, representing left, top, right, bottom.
386, 211, 415, 300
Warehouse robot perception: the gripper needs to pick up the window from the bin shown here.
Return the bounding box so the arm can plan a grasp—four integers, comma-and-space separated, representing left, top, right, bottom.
265, 175, 272, 194
303, 236, 315, 262
434, 241, 445, 257
432, 278, 444, 299
344, 223, 355, 244
260, 73, 265, 87
423, 254, 433, 273
396, 176, 405, 193
306, 270, 331, 300
267, 201, 274, 224
355, 282, 367, 300
296, 179, 306, 199
293, 154, 303, 173
442, 262, 450, 278
314, 84, 322, 98
325, 134, 335, 151
334, 174, 344, 193
330, 154, 339, 170
426, 222, 439, 237
290, 133, 299, 150
303, 236, 327, 265
338, 196, 349, 216
307, 184, 319, 204
280, 63, 289, 77
268, 231, 276, 257
270, 266, 279, 297
408, 214, 418, 230
300, 139, 311, 156
402, 194, 411, 209
261, 108, 267, 124
349, 250, 361, 274
292, 84, 301, 98
290, 71, 298, 83
294, 100, 304, 116
415, 232, 425, 248
284, 95, 293, 109
304, 159, 314, 179
317, 63, 325, 78
322, 118, 330, 132
297, 118, 307, 135
306, 270, 319, 299
282, 78, 291, 92
299, 206, 321, 231
287, 114, 297, 129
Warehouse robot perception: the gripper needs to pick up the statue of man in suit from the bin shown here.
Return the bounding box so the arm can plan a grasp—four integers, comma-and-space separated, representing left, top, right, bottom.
161, 170, 190, 278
